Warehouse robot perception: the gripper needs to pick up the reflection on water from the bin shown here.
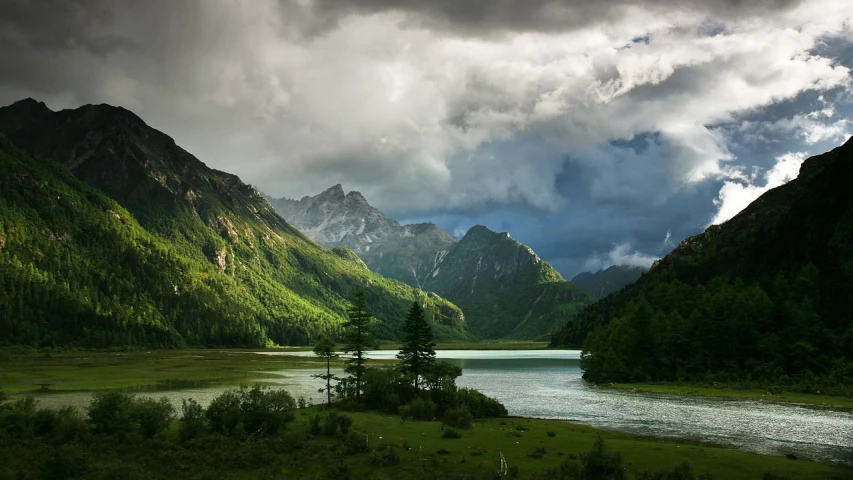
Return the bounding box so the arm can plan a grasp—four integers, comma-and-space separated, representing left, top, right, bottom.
18, 350, 853, 466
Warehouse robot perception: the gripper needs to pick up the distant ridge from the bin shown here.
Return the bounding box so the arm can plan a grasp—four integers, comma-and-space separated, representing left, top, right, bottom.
270, 188, 595, 339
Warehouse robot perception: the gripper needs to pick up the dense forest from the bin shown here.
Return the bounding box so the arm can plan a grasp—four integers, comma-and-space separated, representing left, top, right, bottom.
0, 129, 471, 348
552, 137, 853, 390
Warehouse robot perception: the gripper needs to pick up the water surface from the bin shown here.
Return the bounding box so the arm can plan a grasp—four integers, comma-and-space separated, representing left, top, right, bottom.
23, 349, 853, 465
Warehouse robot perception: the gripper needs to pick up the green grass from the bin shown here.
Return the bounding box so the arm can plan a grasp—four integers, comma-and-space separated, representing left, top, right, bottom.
609, 382, 853, 411
0, 349, 351, 394
279, 409, 851, 479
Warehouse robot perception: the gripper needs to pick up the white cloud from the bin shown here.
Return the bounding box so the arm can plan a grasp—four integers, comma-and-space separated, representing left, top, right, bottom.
709, 152, 806, 225
1, 0, 852, 218
584, 242, 660, 272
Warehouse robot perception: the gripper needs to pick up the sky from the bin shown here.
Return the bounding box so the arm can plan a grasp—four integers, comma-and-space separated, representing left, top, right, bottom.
1, 0, 852, 278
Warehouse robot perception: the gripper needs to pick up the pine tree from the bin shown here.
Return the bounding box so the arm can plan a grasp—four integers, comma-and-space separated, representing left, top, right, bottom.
396, 301, 436, 394
312, 336, 338, 408
342, 290, 376, 401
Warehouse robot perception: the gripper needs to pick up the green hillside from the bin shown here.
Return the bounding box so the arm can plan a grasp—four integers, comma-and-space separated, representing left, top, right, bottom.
0, 102, 473, 348
552, 137, 853, 390
423, 226, 595, 339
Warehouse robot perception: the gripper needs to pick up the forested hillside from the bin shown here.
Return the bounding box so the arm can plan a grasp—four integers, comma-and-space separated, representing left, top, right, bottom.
0, 99, 473, 348
552, 137, 853, 388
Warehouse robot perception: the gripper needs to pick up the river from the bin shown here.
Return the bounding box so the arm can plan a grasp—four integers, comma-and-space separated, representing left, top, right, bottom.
20, 349, 853, 466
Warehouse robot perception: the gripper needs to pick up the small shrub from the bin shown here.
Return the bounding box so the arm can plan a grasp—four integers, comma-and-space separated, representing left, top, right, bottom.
509, 431, 521, 437
399, 397, 437, 421
133, 396, 175, 438
309, 414, 322, 435
442, 427, 461, 439
469, 447, 486, 456
514, 425, 528, 431
297, 396, 307, 409
443, 406, 473, 430
370, 445, 400, 465
455, 388, 507, 418
784, 453, 798, 460
437, 448, 451, 455
87, 392, 137, 438
547, 431, 557, 437
509, 465, 520, 478
205, 385, 295, 438
179, 398, 205, 442
528, 446, 547, 459
342, 430, 369, 454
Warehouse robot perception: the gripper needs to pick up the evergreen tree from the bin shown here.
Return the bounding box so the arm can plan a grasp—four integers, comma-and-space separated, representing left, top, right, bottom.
396, 301, 436, 394
311, 337, 338, 408
342, 290, 376, 401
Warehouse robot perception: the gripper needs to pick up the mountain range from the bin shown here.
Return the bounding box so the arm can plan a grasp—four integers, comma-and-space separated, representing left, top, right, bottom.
570, 265, 646, 298
0, 98, 473, 347
269, 188, 595, 339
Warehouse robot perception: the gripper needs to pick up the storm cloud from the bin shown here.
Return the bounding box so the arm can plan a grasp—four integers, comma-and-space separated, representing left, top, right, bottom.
0, 0, 851, 277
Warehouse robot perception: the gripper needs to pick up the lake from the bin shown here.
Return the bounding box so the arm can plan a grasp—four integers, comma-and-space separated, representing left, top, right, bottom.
23, 349, 853, 466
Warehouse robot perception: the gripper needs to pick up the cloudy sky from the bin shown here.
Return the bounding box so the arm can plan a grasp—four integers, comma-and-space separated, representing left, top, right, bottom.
1, 0, 852, 278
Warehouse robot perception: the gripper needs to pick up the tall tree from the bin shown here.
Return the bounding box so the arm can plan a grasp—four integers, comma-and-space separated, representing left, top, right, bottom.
311, 336, 338, 408
396, 301, 436, 394
342, 290, 376, 401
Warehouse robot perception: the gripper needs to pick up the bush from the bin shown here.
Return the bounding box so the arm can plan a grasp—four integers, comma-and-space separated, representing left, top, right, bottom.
206, 385, 296, 438
87, 392, 137, 437
133, 397, 175, 438
528, 446, 547, 458
442, 406, 473, 430
399, 397, 437, 421
88, 392, 174, 439
179, 398, 205, 442
455, 388, 507, 418
0, 396, 38, 439
442, 427, 461, 439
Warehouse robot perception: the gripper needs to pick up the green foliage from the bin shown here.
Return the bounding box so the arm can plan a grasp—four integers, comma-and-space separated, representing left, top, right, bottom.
554, 138, 853, 389
0, 134, 471, 349
455, 387, 508, 418
441, 427, 462, 439
87, 391, 174, 439
178, 398, 205, 442
396, 301, 437, 393
421, 226, 595, 339
312, 336, 338, 408
442, 406, 473, 429
342, 291, 376, 401
204, 385, 295, 437
398, 397, 437, 421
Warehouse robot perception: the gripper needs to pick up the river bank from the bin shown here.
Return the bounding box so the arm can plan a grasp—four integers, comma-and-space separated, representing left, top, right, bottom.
607, 382, 853, 411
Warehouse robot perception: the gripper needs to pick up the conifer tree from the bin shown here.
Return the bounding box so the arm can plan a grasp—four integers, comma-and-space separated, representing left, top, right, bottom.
311, 336, 338, 408
396, 300, 436, 394
342, 290, 376, 401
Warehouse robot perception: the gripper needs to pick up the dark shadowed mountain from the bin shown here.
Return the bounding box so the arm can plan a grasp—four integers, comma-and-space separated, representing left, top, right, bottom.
270, 189, 594, 339
571, 265, 646, 298
552, 136, 853, 388
0, 98, 472, 347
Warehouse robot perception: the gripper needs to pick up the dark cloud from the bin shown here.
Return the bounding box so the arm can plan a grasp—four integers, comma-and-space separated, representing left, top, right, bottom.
0, 0, 850, 278
312, 0, 804, 36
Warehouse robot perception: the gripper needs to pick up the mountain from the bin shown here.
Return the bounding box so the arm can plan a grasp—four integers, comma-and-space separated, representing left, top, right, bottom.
570, 265, 646, 298
270, 188, 595, 339
268, 187, 458, 288
552, 136, 853, 388
0, 98, 472, 348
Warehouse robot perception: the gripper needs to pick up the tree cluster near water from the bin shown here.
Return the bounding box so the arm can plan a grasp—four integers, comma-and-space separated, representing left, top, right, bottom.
553, 137, 853, 393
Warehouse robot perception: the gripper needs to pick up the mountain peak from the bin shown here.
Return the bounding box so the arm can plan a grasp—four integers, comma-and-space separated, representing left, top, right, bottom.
317, 184, 346, 201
